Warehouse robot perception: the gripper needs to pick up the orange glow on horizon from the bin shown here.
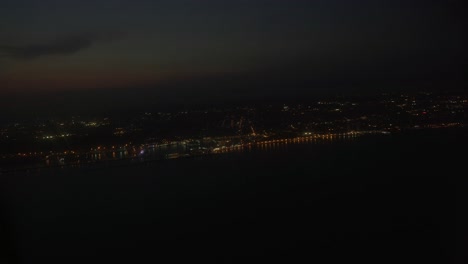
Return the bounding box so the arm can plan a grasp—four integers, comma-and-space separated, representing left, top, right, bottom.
0, 71, 168, 92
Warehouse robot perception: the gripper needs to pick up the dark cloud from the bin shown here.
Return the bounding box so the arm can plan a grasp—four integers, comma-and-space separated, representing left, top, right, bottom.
0, 32, 123, 60
0, 37, 91, 59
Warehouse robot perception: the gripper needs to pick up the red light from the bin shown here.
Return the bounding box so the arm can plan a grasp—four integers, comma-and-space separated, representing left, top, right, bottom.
422, 112, 427, 115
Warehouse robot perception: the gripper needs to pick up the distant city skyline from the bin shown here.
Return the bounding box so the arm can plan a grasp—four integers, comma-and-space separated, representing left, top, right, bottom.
1, 91, 465, 171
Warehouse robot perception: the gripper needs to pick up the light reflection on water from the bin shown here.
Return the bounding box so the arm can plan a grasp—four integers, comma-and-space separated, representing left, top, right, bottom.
40, 133, 362, 169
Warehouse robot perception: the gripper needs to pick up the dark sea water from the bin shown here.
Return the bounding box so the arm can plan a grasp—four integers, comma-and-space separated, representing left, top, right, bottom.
0, 129, 466, 264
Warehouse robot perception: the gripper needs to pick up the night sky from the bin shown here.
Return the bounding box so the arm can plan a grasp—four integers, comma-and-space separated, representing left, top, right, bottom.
0, 0, 466, 116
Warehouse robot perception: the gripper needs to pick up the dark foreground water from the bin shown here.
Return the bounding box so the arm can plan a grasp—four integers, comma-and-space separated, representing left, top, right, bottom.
0, 129, 466, 264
